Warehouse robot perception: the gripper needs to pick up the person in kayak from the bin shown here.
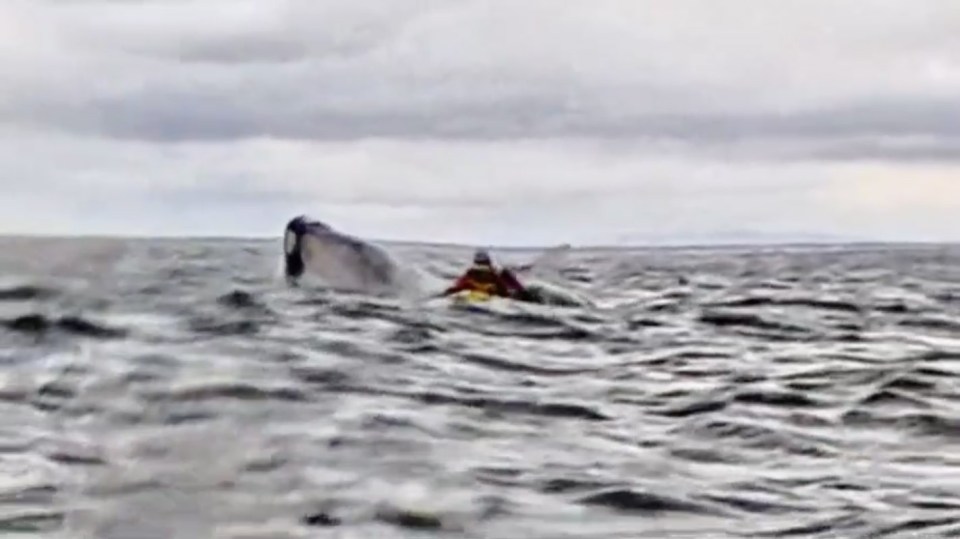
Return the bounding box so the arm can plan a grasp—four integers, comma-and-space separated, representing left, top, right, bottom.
440, 249, 531, 299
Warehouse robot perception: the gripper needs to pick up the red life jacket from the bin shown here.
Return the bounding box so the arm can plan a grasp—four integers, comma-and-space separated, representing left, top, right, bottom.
457, 266, 510, 296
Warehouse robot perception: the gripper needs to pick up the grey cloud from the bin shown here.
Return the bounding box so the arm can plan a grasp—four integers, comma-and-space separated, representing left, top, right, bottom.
4, 0, 959, 156
167, 38, 308, 65
18, 94, 960, 166
805, 138, 960, 163
22, 92, 572, 142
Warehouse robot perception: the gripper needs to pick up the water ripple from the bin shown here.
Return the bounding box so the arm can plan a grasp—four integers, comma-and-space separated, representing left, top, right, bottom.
3, 238, 960, 537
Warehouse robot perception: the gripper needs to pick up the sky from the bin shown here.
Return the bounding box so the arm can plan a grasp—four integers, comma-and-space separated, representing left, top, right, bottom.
2, 0, 959, 246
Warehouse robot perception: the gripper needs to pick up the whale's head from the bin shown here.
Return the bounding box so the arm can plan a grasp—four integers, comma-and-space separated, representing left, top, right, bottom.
281, 215, 408, 294
283, 215, 331, 281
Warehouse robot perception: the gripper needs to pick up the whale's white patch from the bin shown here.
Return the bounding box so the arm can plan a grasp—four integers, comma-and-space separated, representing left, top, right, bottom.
284, 230, 297, 255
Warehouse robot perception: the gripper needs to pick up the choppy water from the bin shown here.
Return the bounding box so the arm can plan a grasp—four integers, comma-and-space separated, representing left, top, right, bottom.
2, 236, 960, 538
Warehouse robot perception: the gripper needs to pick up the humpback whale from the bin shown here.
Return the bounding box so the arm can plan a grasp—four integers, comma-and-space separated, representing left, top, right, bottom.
283, 215, 412, 295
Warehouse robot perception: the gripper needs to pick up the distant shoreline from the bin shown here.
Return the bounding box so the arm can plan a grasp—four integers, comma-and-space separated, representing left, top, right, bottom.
0, 233, 957, 251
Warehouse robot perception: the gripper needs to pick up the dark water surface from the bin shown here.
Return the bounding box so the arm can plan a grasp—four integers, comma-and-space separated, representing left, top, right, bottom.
2, 237, 960, 538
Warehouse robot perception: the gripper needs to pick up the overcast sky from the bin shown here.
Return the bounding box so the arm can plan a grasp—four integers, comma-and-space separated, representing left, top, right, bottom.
2, 0, 959, 245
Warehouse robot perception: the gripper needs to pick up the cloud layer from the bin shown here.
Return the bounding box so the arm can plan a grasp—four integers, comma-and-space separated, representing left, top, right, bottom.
2, 0, 959, 244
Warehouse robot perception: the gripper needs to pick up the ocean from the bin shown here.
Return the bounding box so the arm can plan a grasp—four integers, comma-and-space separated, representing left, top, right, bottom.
2, 236, 960, 538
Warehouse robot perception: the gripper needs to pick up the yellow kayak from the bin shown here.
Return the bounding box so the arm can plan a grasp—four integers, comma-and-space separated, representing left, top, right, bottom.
450, 289, 493, 305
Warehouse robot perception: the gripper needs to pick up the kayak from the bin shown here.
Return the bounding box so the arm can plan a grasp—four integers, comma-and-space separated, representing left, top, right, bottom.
450, 289, 494, 305
443, 282, 592, 309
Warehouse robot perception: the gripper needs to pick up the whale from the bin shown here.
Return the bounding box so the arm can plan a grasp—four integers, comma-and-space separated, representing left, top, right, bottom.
282, 215, 414, 295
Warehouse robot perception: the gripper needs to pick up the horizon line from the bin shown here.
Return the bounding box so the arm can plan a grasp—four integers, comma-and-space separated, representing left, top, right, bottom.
1, 231, 957, 251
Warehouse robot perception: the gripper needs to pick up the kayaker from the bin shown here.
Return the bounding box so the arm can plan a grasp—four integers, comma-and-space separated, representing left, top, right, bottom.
440, 249, 530, 299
